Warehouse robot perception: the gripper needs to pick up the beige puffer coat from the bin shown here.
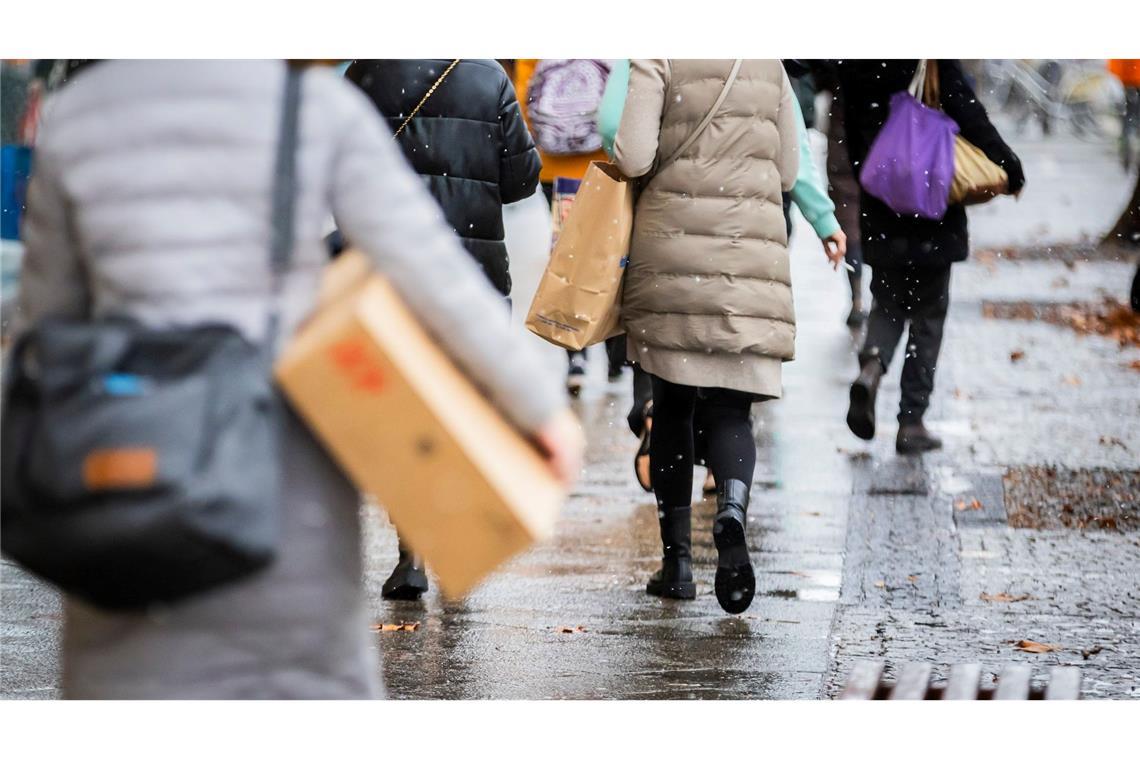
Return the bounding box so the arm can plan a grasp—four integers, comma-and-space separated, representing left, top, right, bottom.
615, 59, 799, 398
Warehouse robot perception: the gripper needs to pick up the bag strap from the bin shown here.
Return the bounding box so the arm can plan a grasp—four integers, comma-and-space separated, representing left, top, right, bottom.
393, 59, 461, 139
908, 59, 941, 108
659, 58, 742, 171
907, 59, 928, 102
265, 64, 303, 352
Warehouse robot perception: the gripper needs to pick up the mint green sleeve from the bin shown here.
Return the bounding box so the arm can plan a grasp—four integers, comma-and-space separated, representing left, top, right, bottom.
598, 59, 630, 159
789, 94, 841, 240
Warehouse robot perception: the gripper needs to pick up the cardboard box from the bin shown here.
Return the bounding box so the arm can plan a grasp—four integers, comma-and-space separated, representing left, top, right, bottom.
275, 250, 566, 598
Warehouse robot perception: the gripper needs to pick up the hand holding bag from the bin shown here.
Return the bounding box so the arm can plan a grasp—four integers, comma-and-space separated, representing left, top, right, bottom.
0, 65, 304, 610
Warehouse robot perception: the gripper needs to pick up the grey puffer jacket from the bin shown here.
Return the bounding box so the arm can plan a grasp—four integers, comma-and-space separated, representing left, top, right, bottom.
18, 60, 564, 698
614, 59, 799, 398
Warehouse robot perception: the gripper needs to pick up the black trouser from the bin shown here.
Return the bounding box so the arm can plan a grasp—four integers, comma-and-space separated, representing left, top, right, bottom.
861, 265, 952, 425
628, 363, 654, 436
648, 376, 756, 510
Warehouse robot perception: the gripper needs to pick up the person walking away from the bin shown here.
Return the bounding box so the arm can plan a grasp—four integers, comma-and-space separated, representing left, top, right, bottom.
838, 60, 1024, 454
345, 59, 541, 600
810, 60, 867, 326
514, 59, 614, 395
598, 59, 845, 495
17, 59, 580, 698
614, 60, 800, 615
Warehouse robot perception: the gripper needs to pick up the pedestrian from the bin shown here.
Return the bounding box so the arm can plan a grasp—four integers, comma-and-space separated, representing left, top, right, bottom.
597, 60, 846, 496
838, 60, 1024, 454
345, 58, 542, 600
810, 60, 868, 327
514, 58, 617, 395
613, 60, 811, 615
16, 59, 580, 698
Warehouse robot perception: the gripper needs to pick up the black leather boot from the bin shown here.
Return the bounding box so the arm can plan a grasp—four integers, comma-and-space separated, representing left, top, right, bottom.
896, 422, 943, 454
646, 505, 696, 600
713, 479, 755, 614
847, 351, 884, 441
382, 542, 429, 600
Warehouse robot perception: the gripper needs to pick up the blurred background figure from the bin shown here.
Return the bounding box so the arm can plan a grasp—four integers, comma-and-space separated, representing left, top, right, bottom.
16, 59, 575, 698
839, 60, 1024, 455
513, 59, 621, 395
1106, 59, 1140, 311
808, 60, 868, 327
344, 58, 542, 601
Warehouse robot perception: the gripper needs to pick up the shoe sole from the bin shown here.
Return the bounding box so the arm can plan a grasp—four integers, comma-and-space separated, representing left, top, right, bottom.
646, 581, 697, 600
713, 514, 755, 614
382, 569, 429, 601
847, 381, 876, 440
896, 440, 943, 455
382, 583, 428, 601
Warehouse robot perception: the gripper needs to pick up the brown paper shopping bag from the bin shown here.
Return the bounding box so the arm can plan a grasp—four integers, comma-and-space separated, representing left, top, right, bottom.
276, 250, 566, 598
526, 162, 634, 351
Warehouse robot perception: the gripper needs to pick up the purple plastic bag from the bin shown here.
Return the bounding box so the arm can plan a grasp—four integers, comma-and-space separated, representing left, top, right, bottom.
859, 91, 959, 220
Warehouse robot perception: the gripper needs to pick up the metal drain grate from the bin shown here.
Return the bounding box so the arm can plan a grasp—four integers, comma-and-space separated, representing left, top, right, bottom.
840, 661, 1081, 700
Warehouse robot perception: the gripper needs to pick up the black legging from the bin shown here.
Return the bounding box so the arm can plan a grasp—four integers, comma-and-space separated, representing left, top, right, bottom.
649, 375, 756, 509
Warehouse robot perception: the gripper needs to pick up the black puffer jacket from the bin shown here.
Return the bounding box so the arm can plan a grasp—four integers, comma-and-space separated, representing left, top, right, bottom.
346, 59, 541, 295
837, 59, 1024, 269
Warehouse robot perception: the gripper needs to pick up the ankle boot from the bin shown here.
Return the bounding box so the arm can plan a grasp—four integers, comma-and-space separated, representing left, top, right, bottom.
847, 352, 884, 441
896, 422, 943, 455
713, 479, 755, 614
382, 542, 429, 600
647, 505, 696, 599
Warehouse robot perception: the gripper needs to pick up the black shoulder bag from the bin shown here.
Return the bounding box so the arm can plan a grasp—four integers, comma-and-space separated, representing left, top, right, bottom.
0, 65, 303, 610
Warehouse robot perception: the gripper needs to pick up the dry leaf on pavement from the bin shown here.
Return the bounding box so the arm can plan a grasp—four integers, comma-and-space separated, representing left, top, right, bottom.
372, 622, 420, 633
980, 592, 1032, 603
873, 580, 885, 588
954, 498, 983, 512
557, 625, 588, 634
1014, 639, 1059, 654
1010, 349, 1026, 362
1061, 374, 1082, 386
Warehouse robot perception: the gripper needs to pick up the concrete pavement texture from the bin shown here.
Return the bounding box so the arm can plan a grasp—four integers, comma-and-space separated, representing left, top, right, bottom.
3, 113, 1138, 700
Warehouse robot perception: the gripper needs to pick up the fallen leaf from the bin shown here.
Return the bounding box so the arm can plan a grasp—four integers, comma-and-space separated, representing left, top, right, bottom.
954, 498, 983, 512
1062, 374, 1082, 386
1009, 349, 1026, 362
1015, 639, 1059, 654
907, 575, 918, 583
873, 580, 885, 588
557, 625, 588, 634
1128, 360, 1140, 372
372, 621, 420, 633
980, 592, 1032, 603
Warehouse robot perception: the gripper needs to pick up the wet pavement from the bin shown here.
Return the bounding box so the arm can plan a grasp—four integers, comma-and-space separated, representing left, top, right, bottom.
3, 119, 1139, 700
